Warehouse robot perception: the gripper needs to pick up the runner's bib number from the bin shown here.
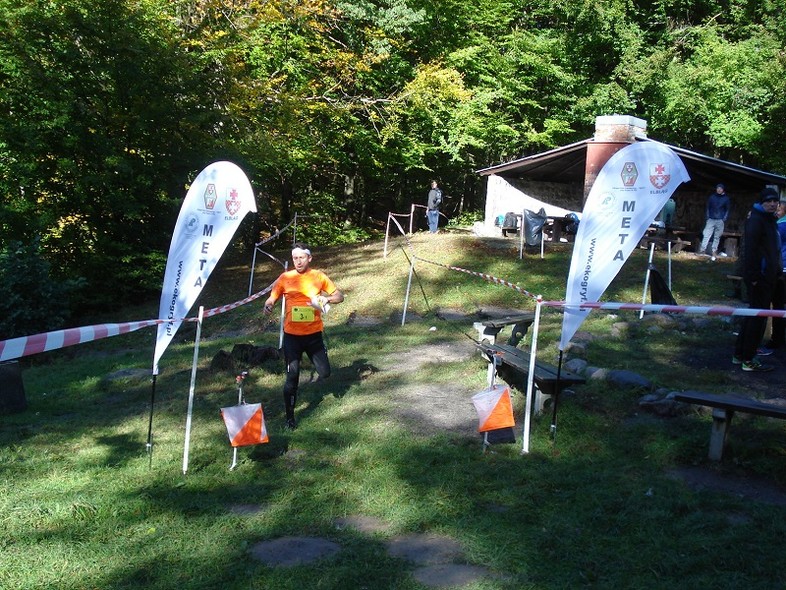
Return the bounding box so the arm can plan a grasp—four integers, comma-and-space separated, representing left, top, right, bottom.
291, 306, 316, 322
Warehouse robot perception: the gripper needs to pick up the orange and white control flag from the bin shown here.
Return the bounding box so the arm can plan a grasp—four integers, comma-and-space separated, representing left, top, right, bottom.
471, 385, 515, 432
221, 403, 269, 447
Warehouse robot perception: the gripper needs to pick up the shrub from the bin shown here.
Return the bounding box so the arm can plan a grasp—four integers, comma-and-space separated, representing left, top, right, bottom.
447, 209, 483, 227
0, 239, 81, 340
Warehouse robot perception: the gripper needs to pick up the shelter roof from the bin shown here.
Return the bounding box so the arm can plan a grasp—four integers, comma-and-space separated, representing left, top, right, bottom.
477, 138, 786, 191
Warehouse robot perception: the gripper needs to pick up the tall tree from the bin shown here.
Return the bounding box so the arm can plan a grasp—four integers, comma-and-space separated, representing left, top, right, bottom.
0, 0, 226, 310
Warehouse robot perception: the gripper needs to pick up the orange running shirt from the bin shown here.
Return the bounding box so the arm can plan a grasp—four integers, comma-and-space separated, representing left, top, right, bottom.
270, 268, 338, 335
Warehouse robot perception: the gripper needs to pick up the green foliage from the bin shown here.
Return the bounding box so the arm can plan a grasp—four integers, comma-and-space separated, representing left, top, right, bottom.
2, 0, 786, 323
0, 240, 83, 339
296, 219, 375, 247
447, 209, 483, 227
0, 0, 225, 312
658, 25, 782, 158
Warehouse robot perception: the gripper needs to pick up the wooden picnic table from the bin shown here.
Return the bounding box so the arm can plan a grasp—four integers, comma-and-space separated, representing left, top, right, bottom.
545, 216, 574, 243
473, 313, 535, 347
674, 391, 786, 460
477, 341, 586, 414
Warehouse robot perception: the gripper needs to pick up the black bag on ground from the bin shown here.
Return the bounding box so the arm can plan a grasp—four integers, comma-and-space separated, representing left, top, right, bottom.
649, 265, 677, 305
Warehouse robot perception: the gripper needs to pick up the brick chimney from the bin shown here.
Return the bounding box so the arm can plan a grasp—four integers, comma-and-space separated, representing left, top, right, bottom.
584, 115, 647, 199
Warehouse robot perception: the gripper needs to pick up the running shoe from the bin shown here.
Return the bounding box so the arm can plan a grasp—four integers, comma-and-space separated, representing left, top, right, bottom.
756, 346, 774, 357
742, 359, 774, 372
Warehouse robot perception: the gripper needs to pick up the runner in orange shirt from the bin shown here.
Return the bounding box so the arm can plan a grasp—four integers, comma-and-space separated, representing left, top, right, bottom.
264, 243, 344, 429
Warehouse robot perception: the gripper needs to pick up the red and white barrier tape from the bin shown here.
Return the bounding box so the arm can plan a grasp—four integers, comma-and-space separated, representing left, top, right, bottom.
542, 300, 786, 318
0, 284, 274, 363
411, 255, 540, 301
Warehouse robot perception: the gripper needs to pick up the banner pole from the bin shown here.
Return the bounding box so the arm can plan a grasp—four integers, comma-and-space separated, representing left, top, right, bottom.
519, 210, 525, 260
639, 243, 655, 319
409, 204, 415, 235
146, 374, 157, 467
182, 306, 205, 475
522, 296, 542, 454
549, 349, 565, 442
278, 261, 288, 349
667, 241, 673, 290
230, 373, 245, 471
540, 222, 545, 259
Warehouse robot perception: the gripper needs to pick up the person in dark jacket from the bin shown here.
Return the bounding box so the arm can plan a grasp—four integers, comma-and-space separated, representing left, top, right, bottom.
765, 198, 786, 349
733, 187, 782, 371
426, 180, 442, 233
699, 183, 731, 260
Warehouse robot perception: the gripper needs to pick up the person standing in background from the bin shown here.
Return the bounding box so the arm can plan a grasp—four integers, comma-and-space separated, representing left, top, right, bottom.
699, 183, 731, 261
733, 188, 781, 372
426, 180, 442, 234
766, 197, 786, 349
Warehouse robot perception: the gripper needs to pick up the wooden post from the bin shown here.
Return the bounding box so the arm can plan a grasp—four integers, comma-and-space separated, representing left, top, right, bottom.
0, 361, 27, 414
709, 408, 733, 461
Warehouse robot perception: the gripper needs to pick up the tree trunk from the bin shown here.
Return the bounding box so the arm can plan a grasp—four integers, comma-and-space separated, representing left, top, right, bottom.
280, 177, 293, 228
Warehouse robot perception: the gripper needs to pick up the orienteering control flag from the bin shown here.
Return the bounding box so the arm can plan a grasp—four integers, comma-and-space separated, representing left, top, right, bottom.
221, 403, 269, 447
153, 161, 257, 374
472, 385, 515, 432
560, 142, 690, 350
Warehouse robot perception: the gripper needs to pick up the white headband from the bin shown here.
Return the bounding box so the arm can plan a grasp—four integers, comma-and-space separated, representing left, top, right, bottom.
292, 247, 311, 256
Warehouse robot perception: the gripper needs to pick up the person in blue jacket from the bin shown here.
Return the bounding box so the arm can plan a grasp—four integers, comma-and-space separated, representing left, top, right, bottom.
699, 183, 731, 260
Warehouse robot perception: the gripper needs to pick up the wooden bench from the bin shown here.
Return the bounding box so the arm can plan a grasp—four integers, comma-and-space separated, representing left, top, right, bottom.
477, 341, 585, 414
473, 314, 535, 347
639, 234, 692, 253
674, 391, 786, 461
720, 231, 741, 258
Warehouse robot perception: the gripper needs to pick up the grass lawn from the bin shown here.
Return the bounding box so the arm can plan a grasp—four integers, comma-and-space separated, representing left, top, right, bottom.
2, 231, 786, 589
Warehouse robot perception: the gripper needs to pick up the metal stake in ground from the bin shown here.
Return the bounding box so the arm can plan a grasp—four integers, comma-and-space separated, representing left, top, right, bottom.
549, 349, 565, 443
230, 371, 249, 471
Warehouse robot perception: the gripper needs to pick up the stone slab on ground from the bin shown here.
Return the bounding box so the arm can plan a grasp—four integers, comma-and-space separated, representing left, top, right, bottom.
413, 564, 491, 588
385, 533, 465, 566
249, 536, 341, 567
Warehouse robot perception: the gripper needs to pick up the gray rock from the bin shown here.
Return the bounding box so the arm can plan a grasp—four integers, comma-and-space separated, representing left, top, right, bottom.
564, 358, 588, 374
563, 342, 586, 358
607, 369, 652, 391
641, 313, 677, 327
610, 322, 630, 338
588, 367, 610, 381
649, 397, 678, 417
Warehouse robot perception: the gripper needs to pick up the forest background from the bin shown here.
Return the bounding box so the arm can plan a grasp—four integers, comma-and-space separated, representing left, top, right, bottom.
2, 0, 786, 338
